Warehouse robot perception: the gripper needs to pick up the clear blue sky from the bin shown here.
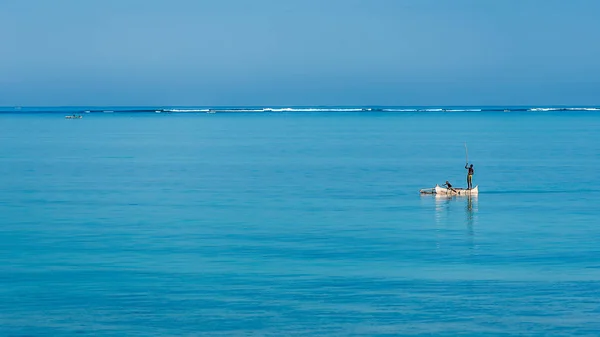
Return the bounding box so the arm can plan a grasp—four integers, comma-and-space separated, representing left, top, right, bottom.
2, 0, 599, 106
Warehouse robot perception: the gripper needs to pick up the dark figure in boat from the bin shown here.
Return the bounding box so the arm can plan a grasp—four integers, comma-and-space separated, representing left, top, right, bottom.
465, 163, 474, 189
442, 181, 456, 192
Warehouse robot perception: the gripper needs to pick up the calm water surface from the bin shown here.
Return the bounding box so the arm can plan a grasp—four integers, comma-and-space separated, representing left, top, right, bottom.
1, 111, 600, 336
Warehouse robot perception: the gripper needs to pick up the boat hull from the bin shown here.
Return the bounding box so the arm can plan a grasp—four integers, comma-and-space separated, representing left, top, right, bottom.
435, 184, 478, 195
420, 184, 478, 195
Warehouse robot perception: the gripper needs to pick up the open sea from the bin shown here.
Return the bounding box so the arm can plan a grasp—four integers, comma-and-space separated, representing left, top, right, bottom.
1, 106, 600, 336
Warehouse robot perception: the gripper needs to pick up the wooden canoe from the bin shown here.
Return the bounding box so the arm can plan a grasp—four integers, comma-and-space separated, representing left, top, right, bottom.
420, 184, 478, 195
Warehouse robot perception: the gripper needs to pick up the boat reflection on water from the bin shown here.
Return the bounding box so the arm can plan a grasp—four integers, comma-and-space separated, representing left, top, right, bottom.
432, 193, 478, 226
464, 194, 478, 233
423, 193, 479, 252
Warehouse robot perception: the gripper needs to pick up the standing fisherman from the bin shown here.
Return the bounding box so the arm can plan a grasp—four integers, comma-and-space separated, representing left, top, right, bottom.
465, 163, 474, 189
464, 143, 474, 190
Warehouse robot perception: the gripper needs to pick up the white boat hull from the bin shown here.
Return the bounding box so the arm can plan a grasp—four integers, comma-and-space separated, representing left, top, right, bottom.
420, 184, 478, 195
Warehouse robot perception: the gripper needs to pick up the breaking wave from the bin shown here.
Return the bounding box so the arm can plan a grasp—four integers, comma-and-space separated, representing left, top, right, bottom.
165, 109, 210, 113
529, 107, 600, 112
1, 106, 599, 114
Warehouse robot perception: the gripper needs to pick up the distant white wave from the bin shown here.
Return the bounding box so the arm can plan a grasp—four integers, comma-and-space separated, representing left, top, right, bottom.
209, 109, 264, 112
567, 108, 600, 111
263, 108, 365, 112
383, 108, 481, 112
165, 109, 210, 112
7, 106, 596, 115
204, 108, 368, 113
529, 108, 560, 111
529, 107, 600, 112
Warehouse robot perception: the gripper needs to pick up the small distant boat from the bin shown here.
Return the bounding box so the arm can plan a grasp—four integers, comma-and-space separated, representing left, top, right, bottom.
65, 114, 83, 119
420, 184, 478, 195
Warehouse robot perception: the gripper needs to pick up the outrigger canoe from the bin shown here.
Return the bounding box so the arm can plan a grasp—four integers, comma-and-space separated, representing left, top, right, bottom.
420, 184, 478, 195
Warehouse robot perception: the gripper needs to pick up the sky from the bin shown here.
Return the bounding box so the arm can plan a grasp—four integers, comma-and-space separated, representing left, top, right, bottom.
1, 0, 599, 106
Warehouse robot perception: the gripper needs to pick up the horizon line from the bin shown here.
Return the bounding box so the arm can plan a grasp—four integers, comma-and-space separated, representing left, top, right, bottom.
2, 104, 600, 108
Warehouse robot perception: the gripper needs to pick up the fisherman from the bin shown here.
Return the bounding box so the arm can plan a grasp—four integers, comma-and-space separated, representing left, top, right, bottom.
465, 163, 474, 189
442, 180, 456, 192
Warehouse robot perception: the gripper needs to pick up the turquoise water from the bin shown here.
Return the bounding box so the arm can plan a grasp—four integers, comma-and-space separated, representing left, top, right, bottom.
1, 110, 600, 336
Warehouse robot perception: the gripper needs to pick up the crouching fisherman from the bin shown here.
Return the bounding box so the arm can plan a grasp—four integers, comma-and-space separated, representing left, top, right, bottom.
442, 181, 456, 192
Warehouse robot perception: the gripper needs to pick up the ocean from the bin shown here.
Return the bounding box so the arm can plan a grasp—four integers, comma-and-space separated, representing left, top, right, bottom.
1, 107, 600, 336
